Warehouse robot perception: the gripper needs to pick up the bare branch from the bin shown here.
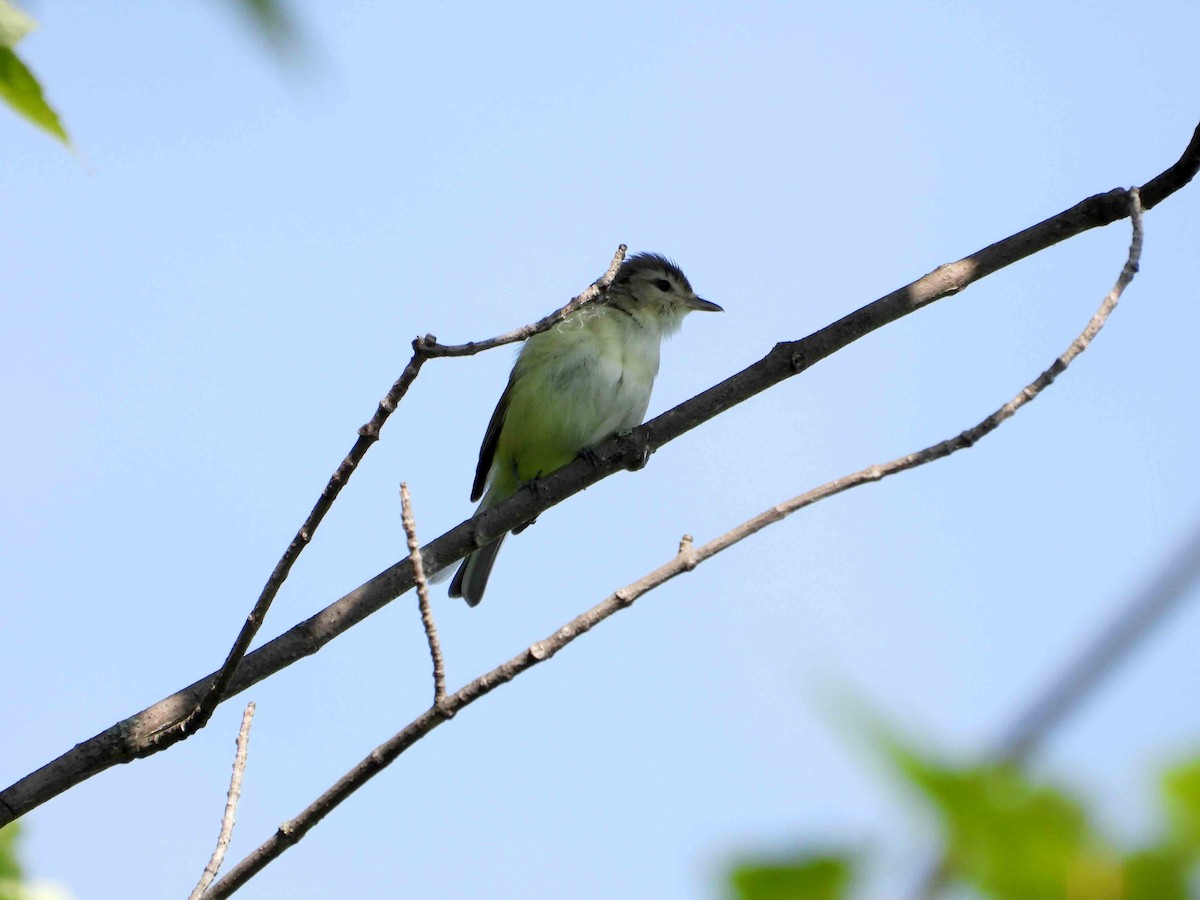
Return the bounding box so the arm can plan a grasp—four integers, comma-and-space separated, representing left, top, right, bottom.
3, 125, 1196, 827
401, 483, 445, 704
204, 190, 1145, 895
189, 702, 256, 900
142, 245, 628, 754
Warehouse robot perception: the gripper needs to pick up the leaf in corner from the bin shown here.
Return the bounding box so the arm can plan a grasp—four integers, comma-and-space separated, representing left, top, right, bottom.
0, 44, 68, 144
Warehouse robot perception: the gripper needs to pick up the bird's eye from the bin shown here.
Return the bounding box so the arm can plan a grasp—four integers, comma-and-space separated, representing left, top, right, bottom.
653, 278, 671, 292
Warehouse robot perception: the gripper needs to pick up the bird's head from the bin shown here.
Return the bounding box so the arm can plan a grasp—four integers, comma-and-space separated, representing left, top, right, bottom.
607, 253, 722, 333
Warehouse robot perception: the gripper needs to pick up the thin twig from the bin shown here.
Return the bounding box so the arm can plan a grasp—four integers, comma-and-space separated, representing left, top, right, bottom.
419, 245, 628, 357
401, 483, 445, 704
144, 246, 628, 753
5, 124, 1197, 826
189, 702, 256, 900
204, 190, 1145, 897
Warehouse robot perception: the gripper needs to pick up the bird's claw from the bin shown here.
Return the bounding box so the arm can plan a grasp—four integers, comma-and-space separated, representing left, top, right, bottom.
619, 430, 651, 471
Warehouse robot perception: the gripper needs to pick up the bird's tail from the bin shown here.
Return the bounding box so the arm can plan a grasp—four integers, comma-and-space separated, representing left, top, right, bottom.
448, 534, 507, 607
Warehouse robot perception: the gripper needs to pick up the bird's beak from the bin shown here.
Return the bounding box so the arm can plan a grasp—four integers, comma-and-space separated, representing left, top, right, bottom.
685, 296, 723, 313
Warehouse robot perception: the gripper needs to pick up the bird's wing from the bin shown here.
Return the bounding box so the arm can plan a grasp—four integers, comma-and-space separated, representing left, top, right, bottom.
471, 375, 514, 502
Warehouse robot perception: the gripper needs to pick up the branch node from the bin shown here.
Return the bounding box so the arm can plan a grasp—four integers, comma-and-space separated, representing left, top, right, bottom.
278, 820, 299, 846
412, 333, 438, 353
676, 534, 699, 571
529, 641, 552, 661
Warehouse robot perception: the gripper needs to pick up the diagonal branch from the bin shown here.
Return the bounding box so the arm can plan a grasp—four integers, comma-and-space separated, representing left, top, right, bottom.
142, 247, 629, 753
1, 123, 1196, 827
203, 189, 1144, 896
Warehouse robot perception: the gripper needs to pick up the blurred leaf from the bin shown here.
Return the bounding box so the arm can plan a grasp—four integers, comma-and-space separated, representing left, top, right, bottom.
0, 0, 35, 47
0, 45, 68, 143
1162, 757, 1200, 853
0, 2, 69, 146
879, 730, 1121, 900
0, 823, 20, 880
0, 822, 22, 900
221, 0, 301, 57
1121, 847, 1190, 900
731, 852, 853, 900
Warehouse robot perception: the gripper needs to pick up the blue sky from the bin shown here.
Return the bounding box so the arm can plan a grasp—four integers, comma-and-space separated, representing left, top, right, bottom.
3, 2, 1200, 897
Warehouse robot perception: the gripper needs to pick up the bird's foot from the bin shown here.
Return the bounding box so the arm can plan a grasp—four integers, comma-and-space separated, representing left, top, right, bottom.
618, 429, 651, 471
579, 445, 604, 473
513, 480, 545, 534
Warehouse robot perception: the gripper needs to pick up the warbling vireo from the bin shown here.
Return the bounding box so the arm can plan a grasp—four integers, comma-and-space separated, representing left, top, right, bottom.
449, 252, 721, 606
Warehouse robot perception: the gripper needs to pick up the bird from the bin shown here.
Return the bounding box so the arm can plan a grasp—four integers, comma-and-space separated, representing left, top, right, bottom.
448, 252, 722, 606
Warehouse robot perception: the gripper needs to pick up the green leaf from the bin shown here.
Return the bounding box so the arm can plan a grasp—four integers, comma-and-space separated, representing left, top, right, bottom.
1162, 757, 1200, 853
223, 0, 301, 56
0, 0, 36, 48
0, 45, 68, 144
878, 731, 1119, 900
0, 825, 22, 888
730, 852, 853, 900
1121, 847, 1190, 900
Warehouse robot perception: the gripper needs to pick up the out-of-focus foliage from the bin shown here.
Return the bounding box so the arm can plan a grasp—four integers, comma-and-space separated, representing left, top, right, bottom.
1, 822, 24, 900
728, 724, 1200, 899
220, 0, 305, 59
0, 1, 67, 145
730, 852, 854, 900
0, 822, 73, 900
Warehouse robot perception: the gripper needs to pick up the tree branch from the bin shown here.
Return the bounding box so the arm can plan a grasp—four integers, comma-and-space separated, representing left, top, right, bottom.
2, 123, 1196, 827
